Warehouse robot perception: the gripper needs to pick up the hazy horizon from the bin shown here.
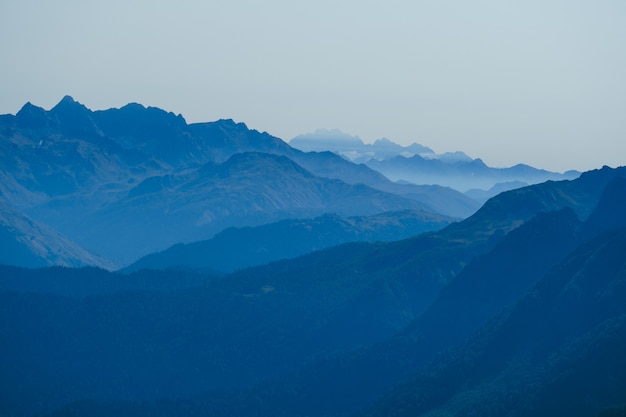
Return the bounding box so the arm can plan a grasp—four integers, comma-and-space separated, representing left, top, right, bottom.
1, 1, 625, 172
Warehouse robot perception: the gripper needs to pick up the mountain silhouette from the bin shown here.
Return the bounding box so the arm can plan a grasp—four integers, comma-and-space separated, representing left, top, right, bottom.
290, 129, 435, 163
0, 97, 479, 265
367, 152, 579, 192
290, 128, 579, 191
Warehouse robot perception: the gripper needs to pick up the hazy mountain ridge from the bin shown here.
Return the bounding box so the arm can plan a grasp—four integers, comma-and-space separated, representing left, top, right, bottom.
289, 128, 579, 192
290, 128, 438, 163
367, 153, 580, 192
1, 166, 624, 417
464, 180, 529, 203
123, 209, 454, 274
0, 97, 479, 266
0, 199, 115, 269
80, 152, 429, 264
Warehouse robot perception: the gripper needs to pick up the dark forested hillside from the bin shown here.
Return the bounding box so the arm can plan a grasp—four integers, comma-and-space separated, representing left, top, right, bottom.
1, 166, 624, 417
363, 227, 626, 417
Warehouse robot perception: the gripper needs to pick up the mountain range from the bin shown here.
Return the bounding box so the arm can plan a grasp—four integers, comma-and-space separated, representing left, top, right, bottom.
290, 128, 580, 192
1, 165, 624, 417
0, 97, 479, 267
367, 154, 580, 192
1, 96, 624, 417
291, 128, 456, 163
123, 209, 453, 274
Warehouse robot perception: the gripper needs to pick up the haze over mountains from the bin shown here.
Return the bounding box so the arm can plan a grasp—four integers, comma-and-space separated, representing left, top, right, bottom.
1, 96, 625, 417
124, 210, 453, 274
291, 128, 580, 193
0, 97, 478, 267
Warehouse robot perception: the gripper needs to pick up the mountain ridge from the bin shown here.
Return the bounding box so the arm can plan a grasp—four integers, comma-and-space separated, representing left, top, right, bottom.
0, 97, 478, 266
122, 209, 454, 273
367, 152, 580, 192
289, 127, 579, 192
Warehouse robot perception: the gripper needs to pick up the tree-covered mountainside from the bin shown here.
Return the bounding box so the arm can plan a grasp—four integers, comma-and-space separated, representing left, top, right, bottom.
0, 97, 479, 266
364, 227, 626, 417
1, 166, 624, 417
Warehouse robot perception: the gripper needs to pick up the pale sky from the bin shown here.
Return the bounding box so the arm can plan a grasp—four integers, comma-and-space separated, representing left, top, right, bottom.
1, 0, 625, 172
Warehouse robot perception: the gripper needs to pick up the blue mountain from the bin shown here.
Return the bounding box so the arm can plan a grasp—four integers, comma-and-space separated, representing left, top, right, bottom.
123, 210, 454, 273
289, 128, 579, 192
367, 153, 580, 192
0, 97, 479, 266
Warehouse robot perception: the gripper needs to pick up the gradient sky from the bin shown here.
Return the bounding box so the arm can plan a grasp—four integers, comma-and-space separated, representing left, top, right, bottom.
1, 0, 625, 172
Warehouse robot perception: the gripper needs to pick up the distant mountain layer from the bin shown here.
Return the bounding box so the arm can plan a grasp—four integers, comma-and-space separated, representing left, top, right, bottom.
290, 129, 438, 163
464, 180, 529, 203
367, 153, 580, 192
0, 97, 479, 266
123, 210, 454, 273
1, 166, 624, 417
287, 150, 479, 218
79, 152, 431, 264
289, 128, 579, 192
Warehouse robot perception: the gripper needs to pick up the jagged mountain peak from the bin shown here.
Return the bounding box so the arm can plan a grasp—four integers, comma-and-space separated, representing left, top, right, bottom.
98, 101, 187, 124
372, 137, 434, 155
45, 95, 100, 138
434, 151, 473, 163
217, 151, 314, 179
50, 95, 88, 112
15, 101, 48, 128
16, 101, 45, 115
373, 137, 394, 145
207, 118, 259, 137
213, 118, 247, 128
119, 102, 146, 110
60, 95, 76, 103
